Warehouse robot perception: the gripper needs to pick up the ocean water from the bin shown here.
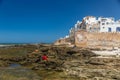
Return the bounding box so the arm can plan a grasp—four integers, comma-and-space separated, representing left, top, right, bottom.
0, 43, 52, 47
0, 43, 23, 47
0, 45, 11, 47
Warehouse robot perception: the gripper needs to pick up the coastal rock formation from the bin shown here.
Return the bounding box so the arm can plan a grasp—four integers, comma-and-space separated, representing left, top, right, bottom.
0, 44, 120, 80
75, 30, 120, 49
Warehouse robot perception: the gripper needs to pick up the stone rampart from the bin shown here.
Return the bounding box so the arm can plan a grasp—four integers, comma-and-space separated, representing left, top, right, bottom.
75, 30, 120, 49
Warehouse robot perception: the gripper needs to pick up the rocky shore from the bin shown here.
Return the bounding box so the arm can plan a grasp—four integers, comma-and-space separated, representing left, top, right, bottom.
0, 44, 120, 80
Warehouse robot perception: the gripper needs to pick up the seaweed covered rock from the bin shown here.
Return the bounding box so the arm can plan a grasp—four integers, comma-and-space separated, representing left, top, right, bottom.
0, 44, 99, 71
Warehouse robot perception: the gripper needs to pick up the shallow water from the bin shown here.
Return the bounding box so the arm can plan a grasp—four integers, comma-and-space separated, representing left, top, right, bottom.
0, 63, 41, 80
9, 63, 21, 68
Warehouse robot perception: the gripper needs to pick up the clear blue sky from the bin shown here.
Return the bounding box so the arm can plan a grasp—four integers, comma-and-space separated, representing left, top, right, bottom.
0, 0, 120, 43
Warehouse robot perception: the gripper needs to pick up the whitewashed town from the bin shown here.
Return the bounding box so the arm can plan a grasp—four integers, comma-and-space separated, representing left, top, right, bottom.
55, 16, 120, 45
55, 16, 120, 56
71, 16, 120, 33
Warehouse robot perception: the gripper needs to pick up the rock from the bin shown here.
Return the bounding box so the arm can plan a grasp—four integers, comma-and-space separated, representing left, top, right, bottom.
1, 44, 120, 80
111, 75, 120, 80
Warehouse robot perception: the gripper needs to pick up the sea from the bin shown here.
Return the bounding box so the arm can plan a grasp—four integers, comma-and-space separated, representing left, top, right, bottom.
0, 43, 52, 47
0, 43, 27, 47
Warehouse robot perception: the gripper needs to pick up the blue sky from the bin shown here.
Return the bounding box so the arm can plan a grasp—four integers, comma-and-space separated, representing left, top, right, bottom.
0, 0, 120, 43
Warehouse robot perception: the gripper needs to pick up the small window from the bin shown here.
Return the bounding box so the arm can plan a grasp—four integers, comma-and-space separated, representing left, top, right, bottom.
98, 21, 100, 24
116, 27, 120, 32
102, 23, 105, 25
108, 28, 111, 32
89, 27, 91, 30
106, 22, 109, 25
94, 28, 96, 30
101, 19, 106, 22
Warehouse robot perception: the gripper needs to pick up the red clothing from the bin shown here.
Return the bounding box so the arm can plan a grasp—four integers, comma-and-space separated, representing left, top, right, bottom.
42, 55, 48, 60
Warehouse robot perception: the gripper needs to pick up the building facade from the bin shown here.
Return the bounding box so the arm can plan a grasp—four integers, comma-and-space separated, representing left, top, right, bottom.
70, 16, 120, 34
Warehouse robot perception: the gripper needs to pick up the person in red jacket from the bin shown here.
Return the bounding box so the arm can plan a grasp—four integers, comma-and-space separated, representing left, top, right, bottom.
42, 54, 48, 61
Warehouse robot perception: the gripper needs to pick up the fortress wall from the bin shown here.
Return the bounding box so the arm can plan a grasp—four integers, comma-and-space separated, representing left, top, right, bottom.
75, 30, 120, 49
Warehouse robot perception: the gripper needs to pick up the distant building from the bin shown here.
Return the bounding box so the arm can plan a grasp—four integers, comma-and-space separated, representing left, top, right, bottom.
98, 17, 120, 32
55, 16, 120, 49
70, 16, 120, 34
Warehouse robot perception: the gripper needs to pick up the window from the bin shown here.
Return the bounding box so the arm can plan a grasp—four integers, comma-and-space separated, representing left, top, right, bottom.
102, 23, 105, 25
106, 22, 109, 25
98, 21, 100, 24
116, 27, 120, 32
108, 28, 111, 32
101, 19, 106, 22
89, 27, 91, 30
94, 28, 97, 30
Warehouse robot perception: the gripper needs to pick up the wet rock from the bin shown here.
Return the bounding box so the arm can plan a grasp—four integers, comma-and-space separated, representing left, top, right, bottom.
0, 60, 10, 67
1, 44, 120, 79
111, 75, 120, 80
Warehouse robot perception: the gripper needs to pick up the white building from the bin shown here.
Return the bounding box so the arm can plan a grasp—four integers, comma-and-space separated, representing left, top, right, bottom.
98, 17, 120, 32
83, 16, 97, 24
71, 16, 120, 33
74, 20, 82, 31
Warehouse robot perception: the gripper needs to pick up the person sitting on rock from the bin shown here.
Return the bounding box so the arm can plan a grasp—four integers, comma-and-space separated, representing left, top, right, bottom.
42, 54, 48, 61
